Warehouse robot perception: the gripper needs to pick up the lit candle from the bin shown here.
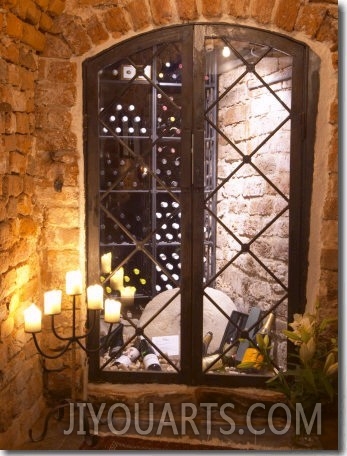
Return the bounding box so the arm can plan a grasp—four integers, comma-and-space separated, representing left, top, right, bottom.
44, 289, 62, 315
66, 270, 83, 295
24, 304, 42, 333
121, 286, 136, 306
101, 252, 112, 274
87, 284, 104, 310
104, 299, 121, 323
110, 267, 124, 290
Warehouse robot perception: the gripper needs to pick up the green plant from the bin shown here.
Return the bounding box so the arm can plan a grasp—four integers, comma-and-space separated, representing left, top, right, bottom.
237, 310, 338, 412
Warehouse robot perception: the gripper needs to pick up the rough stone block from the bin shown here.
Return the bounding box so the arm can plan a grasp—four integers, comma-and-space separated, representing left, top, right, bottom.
6, 12, 24, 39
85, 14, 109, 44
316, 9, 338, 44
39, 11, 54, 32
176, 0, 198, 20
45, 60, 76, 82
42, 34, 72, 58
22, 22, 46, 51
35, 82, 76, 107
321, 220, 338, 250
58, 15, 91, 55
250, 0, 276, 24
35, 0, 50, 9
25, 0, 42, 26
295, 4, 326, 37
323, 196, 338, 221
226, 0, 250, 18
103, 7, 131, 37
320, 248, 338, 271
127, 0, 151, 30
4, 174, 23, 197
17, 194, 33, 215
47, 0, 65, 17
9, 150, 27, 174
149, 0, 174, 25
274, 0, 301, 31
201, 0, 222, 17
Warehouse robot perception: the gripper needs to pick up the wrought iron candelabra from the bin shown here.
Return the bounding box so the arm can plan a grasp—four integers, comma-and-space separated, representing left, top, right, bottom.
24, 270, 121, 442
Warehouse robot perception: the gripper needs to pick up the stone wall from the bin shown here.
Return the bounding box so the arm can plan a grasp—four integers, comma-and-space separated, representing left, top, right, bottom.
0, 0, 338, 449
0, 0, 65, 446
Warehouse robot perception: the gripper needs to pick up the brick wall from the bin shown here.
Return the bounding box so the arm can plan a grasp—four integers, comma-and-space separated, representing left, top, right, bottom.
0, 0, 338, 449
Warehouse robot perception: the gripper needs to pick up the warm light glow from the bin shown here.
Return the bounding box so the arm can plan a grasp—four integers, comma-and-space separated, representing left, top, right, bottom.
87, 284, 104, 310
104, 299, 121, 323
24, 304, 42, 333
120, 286, 136, 306
101, 252, 112, 274
66, 270, 83, 295
44, 290, 62, 315
110, 267, 124, 290
222, 46, 231, 57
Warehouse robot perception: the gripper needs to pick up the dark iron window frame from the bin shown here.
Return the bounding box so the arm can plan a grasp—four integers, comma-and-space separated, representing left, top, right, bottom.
83, 23, 319, 387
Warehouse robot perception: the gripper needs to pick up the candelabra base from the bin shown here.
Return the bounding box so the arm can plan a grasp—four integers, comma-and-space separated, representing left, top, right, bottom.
28, 399, 97, 445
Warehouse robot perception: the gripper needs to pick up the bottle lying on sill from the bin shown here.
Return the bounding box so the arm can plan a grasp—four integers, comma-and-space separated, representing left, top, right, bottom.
111, 339, 140, 368
139, 336, 162, 371
202, 353, 224, 371
202, 331, 213, 356
100, 323, 124, 357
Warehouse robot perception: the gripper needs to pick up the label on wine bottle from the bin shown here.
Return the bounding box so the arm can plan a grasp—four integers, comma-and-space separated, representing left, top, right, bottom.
114, 354, 132, 366
143, 353, 160, 369
127, 346, 140, 362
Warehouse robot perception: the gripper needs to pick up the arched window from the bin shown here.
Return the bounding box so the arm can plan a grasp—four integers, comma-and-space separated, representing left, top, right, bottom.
83, 24, 318, 386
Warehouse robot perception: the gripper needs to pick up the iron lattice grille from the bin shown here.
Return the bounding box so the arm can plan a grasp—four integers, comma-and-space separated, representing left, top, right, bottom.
96, 38, 214, 373
201, 36, 292, 373
84, 24, 315, 384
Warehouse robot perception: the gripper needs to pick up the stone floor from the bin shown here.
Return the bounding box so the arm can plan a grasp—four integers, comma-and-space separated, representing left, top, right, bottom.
11, 393, 337, 451
11, 406, 317, 452
13, 411, 86, 451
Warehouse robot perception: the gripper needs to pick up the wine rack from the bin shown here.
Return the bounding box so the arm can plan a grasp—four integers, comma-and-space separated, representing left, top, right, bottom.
97, 40, 191, 316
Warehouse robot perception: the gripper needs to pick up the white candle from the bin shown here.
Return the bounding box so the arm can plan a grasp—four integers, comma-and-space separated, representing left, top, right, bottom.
24, 303, 42, 333
101, 252, 112, 274
110, 267, 124, 290
44, 289, 62, 315
121, 286, 136, 306
87, 284, 104, 310
104, 299, 121, 323
66, 270, 83, 295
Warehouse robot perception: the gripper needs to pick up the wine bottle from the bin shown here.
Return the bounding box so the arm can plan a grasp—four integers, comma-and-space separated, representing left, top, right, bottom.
202, 331, 213, 356
112, 337, 141, 368
107, 323, 124, 358
202, 354, 223, 371
112, 352, 133, 367
126, 339, 141, 362
221, 339, 238, 367
139, 336, 161, 371
258, 312, 275, 338
235, 307, 261, 363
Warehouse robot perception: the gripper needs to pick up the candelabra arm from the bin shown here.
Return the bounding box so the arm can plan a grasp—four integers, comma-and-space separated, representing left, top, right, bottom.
75, 319, 115, 354
32, 333, 72, 359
